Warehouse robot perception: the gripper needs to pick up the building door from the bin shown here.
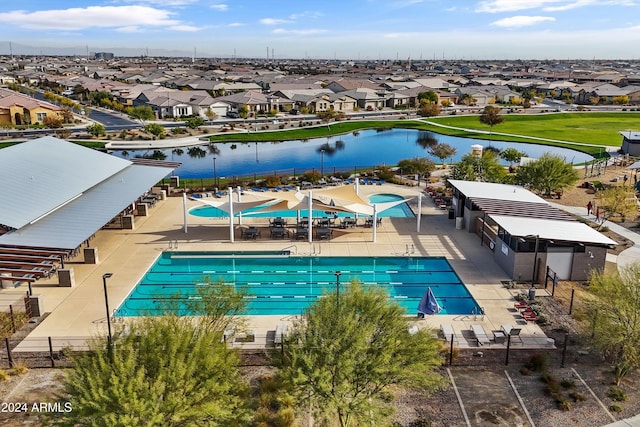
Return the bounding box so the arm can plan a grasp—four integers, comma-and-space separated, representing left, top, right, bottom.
546, 247, 573, 280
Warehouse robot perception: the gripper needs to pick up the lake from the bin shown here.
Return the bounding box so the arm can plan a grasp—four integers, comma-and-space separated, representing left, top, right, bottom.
109, 129, 593, 179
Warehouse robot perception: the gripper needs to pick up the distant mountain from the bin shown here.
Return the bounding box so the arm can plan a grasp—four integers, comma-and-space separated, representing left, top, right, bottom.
0, 41, 214, 58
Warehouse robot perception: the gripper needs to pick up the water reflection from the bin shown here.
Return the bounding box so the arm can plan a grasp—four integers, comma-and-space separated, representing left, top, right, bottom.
110, 128, 593, 179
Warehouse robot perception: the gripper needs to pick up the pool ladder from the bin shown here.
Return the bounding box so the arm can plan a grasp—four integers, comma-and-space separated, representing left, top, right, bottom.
168, 240, 179, 250
405, 244, 415, 255
281, 245, 297, 255
472, 306, 485, 321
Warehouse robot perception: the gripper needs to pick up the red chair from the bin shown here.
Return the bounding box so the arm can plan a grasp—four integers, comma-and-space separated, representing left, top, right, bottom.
514, 301, 528, 309
523, 312, 537, 322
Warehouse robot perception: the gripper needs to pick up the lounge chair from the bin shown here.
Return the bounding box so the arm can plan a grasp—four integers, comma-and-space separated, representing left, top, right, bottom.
471, 324, 491, 346
440, 324, 455, 342
501, 325, 522, 342
514, 300, 528, 309
284, 185, 293, 191
274, 324, 289, 345
522, 312, 537, 322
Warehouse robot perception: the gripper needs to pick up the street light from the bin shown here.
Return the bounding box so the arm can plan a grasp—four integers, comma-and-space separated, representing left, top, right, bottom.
320, 149, 325, 177
213, 156, 217, 189
334, 271, 341, 309
102, 273, 113, 349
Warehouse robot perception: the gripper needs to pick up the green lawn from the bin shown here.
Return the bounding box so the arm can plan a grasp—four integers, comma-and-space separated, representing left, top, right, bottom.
427, 112, 640, 147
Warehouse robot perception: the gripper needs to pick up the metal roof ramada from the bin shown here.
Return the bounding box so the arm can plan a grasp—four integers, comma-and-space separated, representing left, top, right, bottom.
0, 136, 130, 229
448, 180, 548, 204
489, 215, 616, 246
0, 163, 175, 250
469, 198, 573, 221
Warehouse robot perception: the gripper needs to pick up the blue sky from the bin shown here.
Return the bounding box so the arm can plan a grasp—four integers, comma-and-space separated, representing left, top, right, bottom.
1, 0, 639, 59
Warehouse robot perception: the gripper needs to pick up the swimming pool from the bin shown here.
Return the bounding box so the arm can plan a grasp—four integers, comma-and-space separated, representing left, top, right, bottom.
116, 253, 480, 316
189, 193, 415, 219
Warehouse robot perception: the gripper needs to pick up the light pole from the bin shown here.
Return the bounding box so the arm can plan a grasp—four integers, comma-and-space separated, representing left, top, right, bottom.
102, 273, 113, 349
334, 271, 341, 309
213, 156, 217, 189
320, 149, 325, 177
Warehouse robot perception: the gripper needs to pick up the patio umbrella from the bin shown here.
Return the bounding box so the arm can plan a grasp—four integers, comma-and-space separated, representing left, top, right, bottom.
417, 287, 441, 315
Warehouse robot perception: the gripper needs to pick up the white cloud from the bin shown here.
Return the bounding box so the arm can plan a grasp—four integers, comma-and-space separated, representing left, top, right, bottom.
288, 11, 324, 20
476, 0, 635, 12
228, 22, 246, 27
119, 0, 198, 5
0, 6, 183, 30
260, 18, 291, 25
490, 15, 556, 27
210, 4, 229, 11
272, 28, 328, 35
168, 24, 202, 31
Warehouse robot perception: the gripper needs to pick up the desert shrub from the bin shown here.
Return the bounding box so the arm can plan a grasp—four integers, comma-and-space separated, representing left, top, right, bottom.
607, 388, 627, 402
408, 420, 432, 427
520, 367, 534, 376
557, 399, 572, 411
11, 362, 28, 375
560, 378, 575, 389
0, 369, 9, 381
274, 407, 295, 427
569, 391, 586, 402
610, 404, 623, 412
525, 353, 550, 372
514, 293, 528, 301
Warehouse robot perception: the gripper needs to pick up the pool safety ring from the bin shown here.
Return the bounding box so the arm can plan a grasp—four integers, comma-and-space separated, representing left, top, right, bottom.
489, 241, 495, 250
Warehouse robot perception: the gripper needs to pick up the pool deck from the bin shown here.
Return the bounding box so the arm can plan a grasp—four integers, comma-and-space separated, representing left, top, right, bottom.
6, 183, 555, 351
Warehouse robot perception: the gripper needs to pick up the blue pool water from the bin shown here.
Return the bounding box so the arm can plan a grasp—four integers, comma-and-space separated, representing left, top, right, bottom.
116, 253, 480, 316
190, 193, 415, 219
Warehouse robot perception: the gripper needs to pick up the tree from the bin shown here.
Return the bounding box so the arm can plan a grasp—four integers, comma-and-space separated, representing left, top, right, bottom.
185, 116, 205, 129
417, 90, 439, 104
479, 105, 504, 133
126, 105, 155, 123
42, 115, 63, 128
583, 263, 640, 386
60, 108, 74, 124
417, 102, 441, 117
86, 123, 106, 138
143, 123, 166, 137
596, 185, 638, 224
450, 149, 506, 183
279, 282, 445, 426
515, 153, 579, 196
238, 105, 249, 119
397, 157, 436, 178
500, 147, 528, 170
54, 316, 250, 427
613, 95, 629, 105
428, 142, 457, 167
460, 93, 475, 106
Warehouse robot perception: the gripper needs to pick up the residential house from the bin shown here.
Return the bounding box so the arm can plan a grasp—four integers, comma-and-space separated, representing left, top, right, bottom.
340, 88, 389, 110
0, 88, 63, 126
454, 87, 493, 106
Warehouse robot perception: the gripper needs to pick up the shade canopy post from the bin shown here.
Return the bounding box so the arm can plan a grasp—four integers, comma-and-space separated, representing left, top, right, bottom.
237, 186, 242, 225
182, 192, 188, 233
372, 204, 377, 243
228, 190, 234, 243
308, 190, 313, 244
417, 192, 422, 233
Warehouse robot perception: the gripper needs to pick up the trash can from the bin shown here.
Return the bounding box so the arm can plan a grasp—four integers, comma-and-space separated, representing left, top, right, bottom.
528, 287, 536, 300
448, 208, 455, 219
455, 217, 464, 230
